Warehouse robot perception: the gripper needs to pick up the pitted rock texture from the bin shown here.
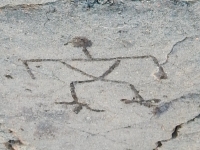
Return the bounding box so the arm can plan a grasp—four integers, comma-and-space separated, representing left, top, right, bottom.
0, 0, 200, 150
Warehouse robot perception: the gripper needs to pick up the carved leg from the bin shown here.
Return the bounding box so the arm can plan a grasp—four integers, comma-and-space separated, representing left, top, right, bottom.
55, 80, 105, 114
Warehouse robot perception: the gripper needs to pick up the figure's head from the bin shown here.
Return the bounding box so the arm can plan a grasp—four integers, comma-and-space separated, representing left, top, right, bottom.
66, 36, 92, 48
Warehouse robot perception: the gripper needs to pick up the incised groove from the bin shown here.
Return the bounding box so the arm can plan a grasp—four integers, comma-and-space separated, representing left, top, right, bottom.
21, 37, 168, 114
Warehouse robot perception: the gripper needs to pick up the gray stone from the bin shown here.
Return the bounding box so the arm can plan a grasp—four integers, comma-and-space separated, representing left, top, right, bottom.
0, 0, 200, 149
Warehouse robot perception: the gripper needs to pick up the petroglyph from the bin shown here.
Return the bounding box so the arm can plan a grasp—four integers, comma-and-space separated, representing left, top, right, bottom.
21, 37, 168, 114
65, 36, 93, 59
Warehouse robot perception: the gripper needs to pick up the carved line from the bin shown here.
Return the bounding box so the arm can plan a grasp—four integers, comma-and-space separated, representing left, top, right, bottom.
21, 54, 165, 113
55, 78, 160, 113
21, 60, 36, 79
99, 60, 121, 79
82, 47, 93, 59
60, 61, 97, 79
55, 80, 105, 114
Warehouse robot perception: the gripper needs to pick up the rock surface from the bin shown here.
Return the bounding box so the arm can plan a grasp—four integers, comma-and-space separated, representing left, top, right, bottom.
0, 0, 200, 150
0, 0, 57, 7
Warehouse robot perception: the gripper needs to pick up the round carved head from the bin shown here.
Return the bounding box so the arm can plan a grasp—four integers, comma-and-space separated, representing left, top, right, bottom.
69, 36, 92, 48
